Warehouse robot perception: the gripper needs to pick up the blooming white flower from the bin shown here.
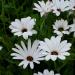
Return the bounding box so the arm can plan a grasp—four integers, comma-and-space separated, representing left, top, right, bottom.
39, 36, 71, 61
11, 39, 44, 69
69, 19, 75, 37
33, 0, 53, 17
0, 46, 3, 50
69, 0, 75, 11
33, 69, 60, 75
68, 0, 75, 15
51, 0, 70, 16
9, 17, 37, 39
53, 19, 70, 36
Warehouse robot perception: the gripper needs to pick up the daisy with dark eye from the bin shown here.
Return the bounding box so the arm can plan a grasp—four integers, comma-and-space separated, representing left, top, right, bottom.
33, 0, 53, 17
11, 39, 44, 69
9, 16, 37, 39
53, 19, 70, 36
69, 0, 75, 11
39, 36, 71, 61
51, 0, 70, 16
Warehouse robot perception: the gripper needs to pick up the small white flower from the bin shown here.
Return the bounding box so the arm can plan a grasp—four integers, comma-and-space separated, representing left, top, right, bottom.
9, 17, 37, 39
39, 36, 71, 61
11, 39, 44, 69
0, 46, 3, 50
69, 0, 75, 11
69, 19, 75, 37
33, 0, 53, 17
53, 19, 70, 36
51, 0, 70, 16
68, 0, 75, 15
33, 69, 60, 75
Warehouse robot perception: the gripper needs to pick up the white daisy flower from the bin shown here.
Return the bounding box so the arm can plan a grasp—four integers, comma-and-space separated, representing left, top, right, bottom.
33, 0, 53, 17
9, 17, 37, 39
51, 0, 70, 16
53, 19, 70, 36
11, 39, 44, 69
68, 0, 75, 15
69, 19, 75, 37
33, 69, 60, 75
0, 46, 3, 50
69, 0, 75, 11
39, 36, 71, 61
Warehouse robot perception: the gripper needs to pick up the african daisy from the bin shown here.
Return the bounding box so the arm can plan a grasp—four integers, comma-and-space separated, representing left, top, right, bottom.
9, 17, 37, 39
11, 39, 44, 69
53, 19, 70, 36
39, 36, 71, 61
51, 0, 70, 16
69, 0, 75, 11
33, 0, 53, 17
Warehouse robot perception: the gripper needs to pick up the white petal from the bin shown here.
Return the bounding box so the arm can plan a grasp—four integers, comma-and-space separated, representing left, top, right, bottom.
28, 39, 31, 51
61, 52, 70, 56
31, 40, 39, 51
55, 74, 60, 75
45, 55, 51, 61
23, 33, 28, 39
49, 70, 54, 75
50, 55, 57, 61
38, 72, 43, 75
21, 41, 27, 52
58, 55, 66, 60
34, 60, 40, 64
19, 60, 29, 69
0, 46, 2, 50
33, 73, 38, 75
30, 62, 34, 69
43, 69, 49, 75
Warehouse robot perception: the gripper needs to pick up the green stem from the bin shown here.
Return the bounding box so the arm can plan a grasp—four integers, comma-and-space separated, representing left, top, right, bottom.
40, 18, 46, 32
54, 61, 57, 71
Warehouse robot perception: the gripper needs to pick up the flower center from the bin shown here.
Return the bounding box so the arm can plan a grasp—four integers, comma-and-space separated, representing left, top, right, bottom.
22, 28, 27, 32
51, 51, 58, 55
57, 9, 61, 12
27, 56, 33, 61
58, 27, 64, 32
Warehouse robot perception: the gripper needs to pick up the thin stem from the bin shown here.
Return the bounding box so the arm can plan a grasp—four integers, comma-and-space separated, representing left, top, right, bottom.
40, 18, 46, 32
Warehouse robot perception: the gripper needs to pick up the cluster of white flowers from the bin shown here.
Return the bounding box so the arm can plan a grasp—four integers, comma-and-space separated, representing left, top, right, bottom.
33, 0, 75, 16
7, 0, 75, 75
